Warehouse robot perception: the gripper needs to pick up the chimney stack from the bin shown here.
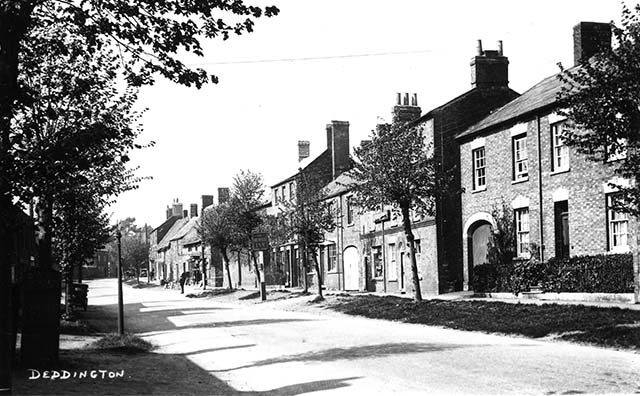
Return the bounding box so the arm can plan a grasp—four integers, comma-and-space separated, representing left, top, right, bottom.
172, 198, 184, 218
201, 195, 214, 211
573, 22, 611, 66
470, 39, 509, 88
393, 92, 421, 124
217, 188, 230, 205
298, 140, 310, 162
326, 120, 350, 180
183, 209, 188, 218
166, 206, 172, 220
190, 203, 198, 218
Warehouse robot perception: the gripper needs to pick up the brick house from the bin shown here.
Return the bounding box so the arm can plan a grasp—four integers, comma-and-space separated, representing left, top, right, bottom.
456, 22, 637, 291
267, 120, 351, 288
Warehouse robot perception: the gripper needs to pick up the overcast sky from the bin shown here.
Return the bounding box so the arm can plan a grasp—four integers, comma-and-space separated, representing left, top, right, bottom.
109, 0, 626, 228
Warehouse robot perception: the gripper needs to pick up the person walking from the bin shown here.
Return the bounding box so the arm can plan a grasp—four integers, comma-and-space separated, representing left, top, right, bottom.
179, 271, 188, 294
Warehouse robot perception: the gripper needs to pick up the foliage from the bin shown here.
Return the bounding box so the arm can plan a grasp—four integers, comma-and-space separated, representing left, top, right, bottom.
472, 253, 634, 294
558, 4, 640, 215
275, 168, 336, 295
350, 118, 449, 301
485, 200, 515, 268
198, 202, 239, 288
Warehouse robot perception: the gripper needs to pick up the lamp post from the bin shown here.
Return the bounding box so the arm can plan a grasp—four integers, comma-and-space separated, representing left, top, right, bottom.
116, 227, 124, 335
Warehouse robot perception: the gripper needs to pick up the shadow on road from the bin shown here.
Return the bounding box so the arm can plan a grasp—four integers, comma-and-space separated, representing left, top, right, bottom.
212, 342, 479, 372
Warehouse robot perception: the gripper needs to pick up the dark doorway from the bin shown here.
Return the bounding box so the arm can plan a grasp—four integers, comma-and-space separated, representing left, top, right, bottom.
554, 201, 570, 259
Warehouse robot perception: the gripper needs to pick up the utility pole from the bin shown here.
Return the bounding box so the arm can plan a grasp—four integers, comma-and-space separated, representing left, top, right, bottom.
116, 227, 124, 335
201, 240, 207, 289
145, 223, 150, 285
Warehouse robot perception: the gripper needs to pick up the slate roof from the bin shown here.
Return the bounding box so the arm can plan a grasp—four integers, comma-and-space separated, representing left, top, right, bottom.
456, 68, 575, 140
271, 150, 331, 188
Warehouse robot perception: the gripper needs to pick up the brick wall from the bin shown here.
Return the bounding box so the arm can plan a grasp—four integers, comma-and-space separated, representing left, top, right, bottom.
460, 111, 637, 290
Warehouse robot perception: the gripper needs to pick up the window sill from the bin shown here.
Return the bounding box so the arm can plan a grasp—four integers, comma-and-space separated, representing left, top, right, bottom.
512, 177, 529, 185
550, 168, 570, 176
471, 186, 487, 194
609, 246, 630, 254
388, 279, 398, 282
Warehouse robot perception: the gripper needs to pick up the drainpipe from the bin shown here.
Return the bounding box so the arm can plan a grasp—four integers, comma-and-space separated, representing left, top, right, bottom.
339, 195, 345, 290
537, 115, 545, 262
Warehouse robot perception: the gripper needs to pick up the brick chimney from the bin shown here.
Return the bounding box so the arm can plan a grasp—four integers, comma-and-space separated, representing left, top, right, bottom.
217, 188, 230, 205
172, 198, 183, 218
190, 203, 198, 218
165, 206, 172, 220
470, 40, 509, 88
573, 22, 611, 66
298, 140, 310, 162
201, 195, 214, 210
326, 120, 350, 179
392, 92, 421, 124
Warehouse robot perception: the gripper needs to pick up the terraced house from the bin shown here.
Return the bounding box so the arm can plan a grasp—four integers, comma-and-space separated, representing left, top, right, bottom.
457, 22, 637, 291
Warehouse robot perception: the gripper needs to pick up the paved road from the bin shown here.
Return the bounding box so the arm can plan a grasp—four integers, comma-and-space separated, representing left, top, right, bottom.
87, 279, 640, 395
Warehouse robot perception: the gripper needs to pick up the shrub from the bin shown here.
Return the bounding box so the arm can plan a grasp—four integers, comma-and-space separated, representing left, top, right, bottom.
472, 253, 634, 294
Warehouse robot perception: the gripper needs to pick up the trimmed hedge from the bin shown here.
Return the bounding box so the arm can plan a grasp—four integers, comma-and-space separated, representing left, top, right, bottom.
472, 253, 634, 294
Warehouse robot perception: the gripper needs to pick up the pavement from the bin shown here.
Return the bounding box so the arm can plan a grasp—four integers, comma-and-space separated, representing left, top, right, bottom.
84, 278, 640, 395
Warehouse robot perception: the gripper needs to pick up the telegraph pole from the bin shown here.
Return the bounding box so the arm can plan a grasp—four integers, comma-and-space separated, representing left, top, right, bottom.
116, 227, 124, 335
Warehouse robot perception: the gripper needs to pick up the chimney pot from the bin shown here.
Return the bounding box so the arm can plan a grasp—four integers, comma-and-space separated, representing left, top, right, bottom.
403, 93, 409, 106
477, 39, 483, 56
396, 92, 401, 105
497, 40, 503, 56
411, 93, 418, 106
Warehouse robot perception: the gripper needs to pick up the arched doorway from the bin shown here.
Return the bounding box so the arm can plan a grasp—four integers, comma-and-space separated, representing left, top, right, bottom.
469, 221, 492, 268
343, 246, 359, 291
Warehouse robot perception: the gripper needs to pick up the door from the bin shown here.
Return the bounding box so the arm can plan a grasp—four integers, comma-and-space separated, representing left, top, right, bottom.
555, 201, 570, 259
343, 246, 360, 290
471, 222, 491, 266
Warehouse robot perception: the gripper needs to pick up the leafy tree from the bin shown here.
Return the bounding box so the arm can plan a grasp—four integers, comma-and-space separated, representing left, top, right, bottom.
557, 4, 640, 301
199, 203, 239, 289
229, 169, 266, 286
350, 120, 445, 302
275, 169, 335, 298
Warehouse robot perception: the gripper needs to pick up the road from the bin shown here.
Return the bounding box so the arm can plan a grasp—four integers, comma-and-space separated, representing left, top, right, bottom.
87, 279, 640, 395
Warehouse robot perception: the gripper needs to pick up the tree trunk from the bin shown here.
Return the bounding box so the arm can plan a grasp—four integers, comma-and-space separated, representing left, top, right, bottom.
64, 268, 72, 316
301, 240, 308, 293
311, 250, 323, 300
221, 248, 233, 290
250, 249, 261, 284
401, 204, 422, 302
36, 198, 53, 270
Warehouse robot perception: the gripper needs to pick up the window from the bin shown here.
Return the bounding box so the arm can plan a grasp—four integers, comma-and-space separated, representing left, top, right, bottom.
388, 243, 397, 280
327, 244, 337, 272
513, 135, 528, 181
551, 122, 569, 172
373, 246, 383, 278
289, 182, 294, 200
413, 239, 421, 254
515, 208, 530, 258
472, 147, 486, 190
346, 196, 354, 225
607, 194, 629, 251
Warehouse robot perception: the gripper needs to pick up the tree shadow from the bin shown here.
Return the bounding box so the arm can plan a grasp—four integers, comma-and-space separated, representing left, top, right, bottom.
247, 376, 362, 396
212, 342, 478, 372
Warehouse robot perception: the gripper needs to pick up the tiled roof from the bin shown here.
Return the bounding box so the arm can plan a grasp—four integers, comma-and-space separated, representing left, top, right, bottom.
157, 217, 189, 250
456, 70, 573, 140
174, 217, 200, 245
324, 173, 358, 198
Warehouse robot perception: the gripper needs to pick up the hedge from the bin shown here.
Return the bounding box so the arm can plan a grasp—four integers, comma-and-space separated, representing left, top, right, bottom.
472, 253, 634, 294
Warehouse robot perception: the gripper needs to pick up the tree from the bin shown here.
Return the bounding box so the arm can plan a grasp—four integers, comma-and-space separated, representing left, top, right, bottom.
350, 121, 446, 302
229, 170, 266, 287
275, 169, 335, 298
199, 203, 238, 289
557, 4, 640, 301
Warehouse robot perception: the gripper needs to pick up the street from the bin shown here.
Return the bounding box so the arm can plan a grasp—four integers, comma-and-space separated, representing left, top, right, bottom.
87, 279, 640, 395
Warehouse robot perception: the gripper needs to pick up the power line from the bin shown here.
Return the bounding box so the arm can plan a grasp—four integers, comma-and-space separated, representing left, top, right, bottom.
188, 49, 434, 66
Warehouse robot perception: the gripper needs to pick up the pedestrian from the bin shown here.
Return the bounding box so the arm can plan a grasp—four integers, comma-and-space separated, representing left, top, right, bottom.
179, 271, 188, 294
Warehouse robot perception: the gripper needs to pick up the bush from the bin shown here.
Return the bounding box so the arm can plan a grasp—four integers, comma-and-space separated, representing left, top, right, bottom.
472, 253, 634, 294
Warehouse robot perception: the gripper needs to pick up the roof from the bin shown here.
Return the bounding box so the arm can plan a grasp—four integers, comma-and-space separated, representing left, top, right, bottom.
324, 172, 359, 199
157, 217, 189, 250
271, 150, 331, 187
172, 216, 200, 244
456, 68, 577, 140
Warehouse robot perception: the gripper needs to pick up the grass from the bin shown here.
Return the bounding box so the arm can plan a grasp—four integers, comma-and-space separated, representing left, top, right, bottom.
89, 334, 154, 354
321, 295, 640, 350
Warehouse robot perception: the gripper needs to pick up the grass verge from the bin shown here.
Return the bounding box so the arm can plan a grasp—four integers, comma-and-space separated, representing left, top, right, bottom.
321, 295, 640, 350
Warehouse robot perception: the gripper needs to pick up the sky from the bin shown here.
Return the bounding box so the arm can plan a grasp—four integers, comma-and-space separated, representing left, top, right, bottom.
108, 0, 626, 228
